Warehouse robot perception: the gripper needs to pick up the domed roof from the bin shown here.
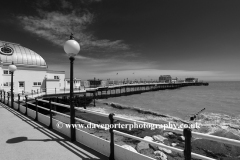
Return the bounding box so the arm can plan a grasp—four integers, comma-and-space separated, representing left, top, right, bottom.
0, 40, 47, 68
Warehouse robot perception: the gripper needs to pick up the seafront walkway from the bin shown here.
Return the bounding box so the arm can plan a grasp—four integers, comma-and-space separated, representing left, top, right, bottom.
0, 102, 108, 160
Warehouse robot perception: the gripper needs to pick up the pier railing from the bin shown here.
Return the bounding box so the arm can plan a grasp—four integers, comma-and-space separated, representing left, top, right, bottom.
0, 81, 209, 99
1, 91, 238, 160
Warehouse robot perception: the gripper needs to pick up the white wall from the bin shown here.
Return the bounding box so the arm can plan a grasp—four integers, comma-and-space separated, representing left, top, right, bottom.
47, 72, 65, 89
64, 79, 81, 89
46, 81, 60, 93
1, 68, 46, 93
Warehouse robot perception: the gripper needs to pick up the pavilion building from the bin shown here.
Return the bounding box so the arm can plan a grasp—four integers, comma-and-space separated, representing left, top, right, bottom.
0, 40, 66, 94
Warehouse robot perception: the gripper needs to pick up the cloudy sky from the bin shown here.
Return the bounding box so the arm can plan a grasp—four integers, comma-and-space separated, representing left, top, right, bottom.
0, 0, 239, 81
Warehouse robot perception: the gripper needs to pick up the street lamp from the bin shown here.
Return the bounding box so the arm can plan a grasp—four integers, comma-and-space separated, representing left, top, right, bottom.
64, 33, 80, 142
9, 62, 17, 108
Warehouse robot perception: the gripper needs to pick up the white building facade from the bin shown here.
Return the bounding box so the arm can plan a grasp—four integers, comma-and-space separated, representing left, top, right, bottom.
0, 40, 66, 94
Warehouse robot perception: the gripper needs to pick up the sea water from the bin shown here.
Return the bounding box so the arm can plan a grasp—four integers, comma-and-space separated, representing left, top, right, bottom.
87, 81, 240, 138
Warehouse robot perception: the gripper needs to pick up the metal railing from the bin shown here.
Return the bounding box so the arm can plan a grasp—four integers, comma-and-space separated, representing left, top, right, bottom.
1, 92, 238, 160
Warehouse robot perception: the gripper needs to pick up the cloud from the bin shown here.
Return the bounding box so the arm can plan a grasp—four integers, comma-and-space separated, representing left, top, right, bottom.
17, 9, 129, 52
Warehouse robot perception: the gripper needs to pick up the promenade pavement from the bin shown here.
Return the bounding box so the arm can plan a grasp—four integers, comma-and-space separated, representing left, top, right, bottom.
0, 102, 108, 160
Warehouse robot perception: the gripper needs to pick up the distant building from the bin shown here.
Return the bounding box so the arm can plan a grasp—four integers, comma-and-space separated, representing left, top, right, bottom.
101, 80, 108, 87
85, 79, 102, 88
159, 75, 172, 83
64, 78, 81, 89
185, 78, 198, 83
171, 77, 178, 83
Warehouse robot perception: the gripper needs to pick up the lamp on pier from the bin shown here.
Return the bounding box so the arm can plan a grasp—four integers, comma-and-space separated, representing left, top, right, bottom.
8, 62, 17, 108
64, 33, 80, 142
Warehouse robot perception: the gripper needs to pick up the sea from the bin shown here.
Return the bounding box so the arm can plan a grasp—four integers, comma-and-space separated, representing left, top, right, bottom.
87, 81, 240, 138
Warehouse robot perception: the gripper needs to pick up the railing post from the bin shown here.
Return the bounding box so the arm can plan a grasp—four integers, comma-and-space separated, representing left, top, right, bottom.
0, 90, 2, 102
7, 92, 10, 107
84, 94, 86, 109
12, 93, 14, 108
37, 89, 39, 94
17, 94, 20, 111
184, 128, 192, 160
55, 88, 56, 94
34, 98, 38, 121
4, 91, 5, 104
25, 96, 28, 115
48, 99, 52, 129
109, 113, 115, 160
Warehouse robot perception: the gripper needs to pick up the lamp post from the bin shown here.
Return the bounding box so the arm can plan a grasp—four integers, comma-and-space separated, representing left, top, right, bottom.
64, 33, 80, 142
9, 62, 17, 108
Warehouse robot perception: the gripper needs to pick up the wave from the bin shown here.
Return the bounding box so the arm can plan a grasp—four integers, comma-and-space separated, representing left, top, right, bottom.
196, 112, 240, 138
102, 102, 189, 124
103, 102, 170, 117
101, 101, 240, 139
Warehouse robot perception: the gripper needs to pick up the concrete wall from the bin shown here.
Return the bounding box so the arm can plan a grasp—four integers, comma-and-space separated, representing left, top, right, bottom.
76, 129, 110, 156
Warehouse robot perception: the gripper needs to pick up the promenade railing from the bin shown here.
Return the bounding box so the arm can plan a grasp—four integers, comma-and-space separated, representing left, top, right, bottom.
1, 90, 236, 160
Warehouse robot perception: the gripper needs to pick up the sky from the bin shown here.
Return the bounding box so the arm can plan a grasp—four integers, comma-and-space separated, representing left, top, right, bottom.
0, 0, 239, 81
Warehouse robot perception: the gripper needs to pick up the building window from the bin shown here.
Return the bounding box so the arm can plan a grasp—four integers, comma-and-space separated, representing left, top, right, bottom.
33, 82, 41, 86
0, 46, 14, 55
19, 82, 24, 87
3, 82, 8, 86
3, 70, 8, 74
54, 76, 59, 79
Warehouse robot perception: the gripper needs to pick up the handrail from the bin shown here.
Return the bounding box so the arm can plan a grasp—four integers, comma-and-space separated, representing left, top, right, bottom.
75, 117, 109, 131
37, 99, 49, 103
191, 131, 240, 147
114, 115, 184, 134
51, 102, 70, 109
26, 102, 50, 111
75, 107, 109, 118
37, 105, 50, 111
51, 110, 70, 118
35, 100, 240, 147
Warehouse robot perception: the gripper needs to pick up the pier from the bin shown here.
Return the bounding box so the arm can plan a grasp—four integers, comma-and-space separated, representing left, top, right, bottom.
40, 81, 209, 100
90, 82, 209, 99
